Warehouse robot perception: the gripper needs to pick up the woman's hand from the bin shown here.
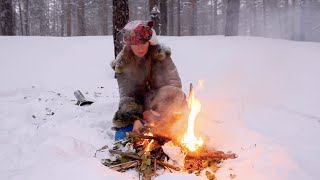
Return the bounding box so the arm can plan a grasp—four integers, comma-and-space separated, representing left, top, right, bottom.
132, 119, 143, 134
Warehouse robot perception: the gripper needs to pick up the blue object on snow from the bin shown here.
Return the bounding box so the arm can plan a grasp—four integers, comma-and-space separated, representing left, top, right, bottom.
115, 124, 133, 140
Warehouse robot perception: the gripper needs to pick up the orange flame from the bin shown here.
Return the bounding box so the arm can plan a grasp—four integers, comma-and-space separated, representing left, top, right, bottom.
181, 83, 203, 152
143, 132, 154, 153
145, 140, 154, 152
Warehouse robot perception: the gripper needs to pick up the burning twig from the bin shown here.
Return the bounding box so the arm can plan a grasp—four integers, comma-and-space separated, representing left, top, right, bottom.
126, 132, 171, 144
189, 83, 193, 101
186, 151, 238, 160
109, 149, 181, 171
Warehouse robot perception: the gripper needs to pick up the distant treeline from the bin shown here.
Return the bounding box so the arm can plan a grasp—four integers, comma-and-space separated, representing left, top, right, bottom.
1, 0, 319, 42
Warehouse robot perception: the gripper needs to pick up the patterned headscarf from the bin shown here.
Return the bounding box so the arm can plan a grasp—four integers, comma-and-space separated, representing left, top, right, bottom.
122, 20, 154, 45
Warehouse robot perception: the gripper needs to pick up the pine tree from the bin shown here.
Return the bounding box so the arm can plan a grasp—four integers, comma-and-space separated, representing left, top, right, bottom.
0, 0, 15, 35
225, 0, 240, 36
113, 0, 129, 58
149, 0, 160, 35
160, 0, 167, 35
77, 0, 86, 36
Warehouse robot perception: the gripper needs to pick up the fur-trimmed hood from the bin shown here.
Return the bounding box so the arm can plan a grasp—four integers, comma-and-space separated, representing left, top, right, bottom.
111, 44, 171, 73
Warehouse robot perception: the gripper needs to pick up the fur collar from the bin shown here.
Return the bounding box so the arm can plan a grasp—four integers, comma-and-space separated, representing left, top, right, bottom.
111, 44, 171, 73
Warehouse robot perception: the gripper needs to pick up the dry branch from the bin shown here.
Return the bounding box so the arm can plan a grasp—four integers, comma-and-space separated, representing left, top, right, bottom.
109, 160, 139, 171
109, 149, 181, 171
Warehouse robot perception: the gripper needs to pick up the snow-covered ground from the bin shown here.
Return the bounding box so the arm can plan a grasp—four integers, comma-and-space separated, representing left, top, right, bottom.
0, 36, 319, 180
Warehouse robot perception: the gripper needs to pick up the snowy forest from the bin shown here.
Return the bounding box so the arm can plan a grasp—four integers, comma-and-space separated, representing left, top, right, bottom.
1, 0, 320, 42
1, 1, 320, 180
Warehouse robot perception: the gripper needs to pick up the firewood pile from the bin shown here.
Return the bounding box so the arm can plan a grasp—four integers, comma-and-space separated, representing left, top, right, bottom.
100, 132, 237, 180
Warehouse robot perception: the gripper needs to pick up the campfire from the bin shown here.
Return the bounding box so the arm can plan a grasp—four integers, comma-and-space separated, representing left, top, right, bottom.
100, 83, 237, 179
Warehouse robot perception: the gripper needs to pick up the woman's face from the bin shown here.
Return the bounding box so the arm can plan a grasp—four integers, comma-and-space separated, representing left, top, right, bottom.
130, 42, 149, 58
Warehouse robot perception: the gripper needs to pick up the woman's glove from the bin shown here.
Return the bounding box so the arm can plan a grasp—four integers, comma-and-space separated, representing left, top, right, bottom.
112, 97, 143, 128
113, 109, 143, 128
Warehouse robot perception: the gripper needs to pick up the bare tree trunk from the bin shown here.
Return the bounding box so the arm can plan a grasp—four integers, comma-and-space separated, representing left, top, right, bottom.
39, 0, 46, 36
177, 0, 181, 36
53, 0, 58, 36
18, 0, 24, 35
276, 0, 282, 38
299, 0, 312, 41
299, 0, 306, 41
113, 0, 129, 58
144, 1, 149, 20
66, 0, 72, 36
199, 11, 204, 35
60, 0, 65, 36
210, 0, 213, 34
220, 0, 228, 35
268, 0, 281, 38
160, 0, 167, 35
149, 0, 160, 35
262, 0, 267, 36
134, 3, 138, 19
213, 0, 218, 34
252, 0, 258, 36
0, 0, 15, 35
225, 0, 240, 36
102, 0, 109, 35
77, 0, 86, 36
129, 0, 135, 20
46, 0, 51, 35
291, 0, 297, 40
24, 0, 30, 35
283, 0, 289, 39
246, 0, 252, 36
191, 0, 197, 35
168, 0, 174, 36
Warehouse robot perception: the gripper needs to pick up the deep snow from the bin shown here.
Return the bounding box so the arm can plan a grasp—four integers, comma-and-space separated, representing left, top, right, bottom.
0, 36, 319, 180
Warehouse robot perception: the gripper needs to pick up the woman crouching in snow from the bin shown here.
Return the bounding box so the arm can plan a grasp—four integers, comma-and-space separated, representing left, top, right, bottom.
111, 20, 187, 140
